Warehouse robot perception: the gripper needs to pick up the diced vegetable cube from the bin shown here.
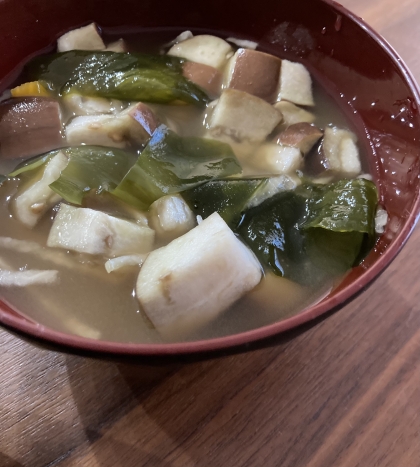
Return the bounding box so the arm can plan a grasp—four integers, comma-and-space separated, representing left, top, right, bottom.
183, 62, 222, 98
57, 23, 105, 52
274, 122, 323, 155
47, 204, 155, 257
251, 144, 303, 175
322, 127, 361, 175
208, 89, 282, 143
12, 151, 68, 228
273, 101, 315, 126
136, 212, 262, 337
62, 95, 125, 118
224, 49, 281, 102
0, 98, 63, 160
276, 60, 314, 106
65, 103, 157, 147
149, 194, 196, 242
168, 35, 233, 70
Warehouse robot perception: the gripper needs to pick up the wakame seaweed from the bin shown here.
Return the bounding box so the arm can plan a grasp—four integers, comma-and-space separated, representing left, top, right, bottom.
25, 51, 210, 105
238, 179, 378, 285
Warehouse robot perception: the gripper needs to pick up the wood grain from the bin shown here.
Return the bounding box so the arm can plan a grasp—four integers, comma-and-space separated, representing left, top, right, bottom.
2, 1, 420, 466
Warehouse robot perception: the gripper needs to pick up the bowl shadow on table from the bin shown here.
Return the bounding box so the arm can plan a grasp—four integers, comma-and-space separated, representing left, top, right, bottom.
59, 284, 378, 466
0, 453, 25, 467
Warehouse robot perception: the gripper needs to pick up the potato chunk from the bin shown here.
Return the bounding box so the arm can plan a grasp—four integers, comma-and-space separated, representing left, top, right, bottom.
274, 123, 323, 155
57, 23, 105, 52
277, 60, 314, 106
12, 151, 68, 228
224, 49, 281, 102
47, 204, 155, 257
168, 35, 233, 70
149, 194, 196, 242
208, 89, 282, 143
136, 212, 262, 337
274, 101, 315, 126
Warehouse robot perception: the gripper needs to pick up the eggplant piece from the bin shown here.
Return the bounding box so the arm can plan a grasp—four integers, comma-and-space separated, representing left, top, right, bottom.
208, 89, 282, 143
274, 122, 323, 155
57, 23, 105, 52
105, 39, 128, 53
273, 101, 315, 126
322, 127, 362, 176
0, 269, 59, 287
183, 62, 222, 98
47, 204, 155, 257
224, 49, 281, 103
168, 35, 233, 70
65, 102, 158, 147
12, 151, 68, 228
62, 94, 125, 117
136, 212, 262, 338
149, 194, 196, 242
0, 98, 63, 160
276, 60, 314, 106
251, 144, 303, 175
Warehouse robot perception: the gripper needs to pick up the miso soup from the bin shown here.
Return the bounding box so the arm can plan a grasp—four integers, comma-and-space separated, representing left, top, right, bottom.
0, 25, 382, 343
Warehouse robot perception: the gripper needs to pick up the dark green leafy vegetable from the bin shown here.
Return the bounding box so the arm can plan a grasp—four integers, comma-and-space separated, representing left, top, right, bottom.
300, 178, 378, 237
238, 191, 307, 280
182, 179, 266, 228
9, 147, 137, 205
238, 179, 378, 284
113, 125, 242, 209
9, 152, 58, 177
26, 51, 210, 105
50, 147, 137, 205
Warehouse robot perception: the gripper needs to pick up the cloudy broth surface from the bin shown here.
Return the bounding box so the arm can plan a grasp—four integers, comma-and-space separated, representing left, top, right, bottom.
0, 31, 372, 343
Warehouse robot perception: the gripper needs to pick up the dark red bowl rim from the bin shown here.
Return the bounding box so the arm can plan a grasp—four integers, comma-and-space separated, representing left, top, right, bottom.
1, 0, 420, 356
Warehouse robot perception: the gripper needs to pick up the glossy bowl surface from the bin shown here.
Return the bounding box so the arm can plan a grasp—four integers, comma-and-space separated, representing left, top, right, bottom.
0, 0, 419, 355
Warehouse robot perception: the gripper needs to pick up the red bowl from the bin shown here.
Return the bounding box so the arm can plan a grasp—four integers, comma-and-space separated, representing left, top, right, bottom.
0, 0, 419, 356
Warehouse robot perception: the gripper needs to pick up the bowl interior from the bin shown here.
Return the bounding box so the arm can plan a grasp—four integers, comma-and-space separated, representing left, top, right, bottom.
0, 0, 419, 355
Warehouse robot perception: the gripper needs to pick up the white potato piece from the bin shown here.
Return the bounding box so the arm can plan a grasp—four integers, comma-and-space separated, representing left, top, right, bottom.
63, 95, 125, 118
47, 204, 155, 257
168, 35, 233, 70
208, 89, 282, 143
277, 60, 314, 106
274, 101, 315, 126
12, 151, 68, 228
164, 31, 193, 48
136, 212, 262, 337
149, 194, 196, 242
251, 144, 303, 175
323, 127, 361, 175
57, 23, 105, 52
0, 269, 58, 287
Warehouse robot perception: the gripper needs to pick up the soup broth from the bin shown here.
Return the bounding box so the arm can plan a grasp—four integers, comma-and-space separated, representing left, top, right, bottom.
0, 28, 378, 343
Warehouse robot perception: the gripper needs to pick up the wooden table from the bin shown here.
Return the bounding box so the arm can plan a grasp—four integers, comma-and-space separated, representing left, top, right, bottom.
2, 1, 420, 465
